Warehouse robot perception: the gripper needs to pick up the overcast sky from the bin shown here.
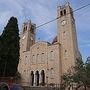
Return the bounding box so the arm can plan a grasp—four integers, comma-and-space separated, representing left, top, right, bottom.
0, 0, 90, 61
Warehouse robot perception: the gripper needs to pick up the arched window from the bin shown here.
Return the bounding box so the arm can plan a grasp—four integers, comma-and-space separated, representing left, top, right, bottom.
35, 71, 39, 86
23, 26, 27, 32
31, 71, 34, 86
41, 70, 45, 86
60, 11, 63, 16
64, 9, 66, 15
31, 25, 34, 34
25, 26, 27, 30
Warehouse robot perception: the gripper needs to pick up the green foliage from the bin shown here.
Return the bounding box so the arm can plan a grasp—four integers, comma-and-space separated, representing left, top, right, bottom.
62, 58, 90, 89
73, 59, 86, 84
86, 61, 90, 86
63, 73, 72, 86
0, 17, 20, 77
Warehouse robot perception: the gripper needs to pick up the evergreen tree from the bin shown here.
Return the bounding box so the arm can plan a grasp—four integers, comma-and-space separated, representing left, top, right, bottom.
0, 17, 20, 77
86, 58, 90, 87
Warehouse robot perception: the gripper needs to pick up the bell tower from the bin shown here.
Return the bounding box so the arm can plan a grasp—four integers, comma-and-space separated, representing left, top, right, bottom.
57, 3, 80, 74
20, 21, 36, 52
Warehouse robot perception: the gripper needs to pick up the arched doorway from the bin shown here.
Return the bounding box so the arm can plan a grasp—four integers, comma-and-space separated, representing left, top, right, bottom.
41, 70, 45, 86
31, 71, 34, 86
35, 71, 39, 86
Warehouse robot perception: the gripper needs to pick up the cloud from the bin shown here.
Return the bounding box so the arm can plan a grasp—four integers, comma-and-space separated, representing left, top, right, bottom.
0, 0, 57, 39
0, 11, 11, 34
79, 40, 90, 47
0, 0, 90, 60
0, 0, 24, 34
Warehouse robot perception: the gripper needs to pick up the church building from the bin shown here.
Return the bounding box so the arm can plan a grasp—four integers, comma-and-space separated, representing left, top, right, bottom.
18, 3, 81, 86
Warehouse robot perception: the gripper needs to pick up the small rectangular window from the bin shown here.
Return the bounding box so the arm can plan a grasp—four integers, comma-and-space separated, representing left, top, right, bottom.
32, 55, 36, 64
64, 50, 68, 59
51, 51, 54, 60
41, 53, 45, 63
37, 54, 41, 63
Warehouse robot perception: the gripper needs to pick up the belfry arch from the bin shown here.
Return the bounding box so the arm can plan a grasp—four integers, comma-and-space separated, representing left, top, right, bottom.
41, 70, 45, 86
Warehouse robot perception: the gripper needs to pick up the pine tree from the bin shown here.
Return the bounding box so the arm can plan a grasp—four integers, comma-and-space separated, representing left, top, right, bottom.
0, 17, 20, 77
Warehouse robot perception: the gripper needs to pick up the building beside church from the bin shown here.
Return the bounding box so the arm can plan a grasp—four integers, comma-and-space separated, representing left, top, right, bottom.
18, 3, 81, 86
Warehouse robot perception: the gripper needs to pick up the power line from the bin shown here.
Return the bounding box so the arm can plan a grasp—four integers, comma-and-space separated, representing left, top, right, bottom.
36, 3, 90, 28
74, 3, 90, 12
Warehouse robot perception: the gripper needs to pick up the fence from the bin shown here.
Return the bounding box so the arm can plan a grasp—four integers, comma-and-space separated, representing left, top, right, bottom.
23, 85, 61, 90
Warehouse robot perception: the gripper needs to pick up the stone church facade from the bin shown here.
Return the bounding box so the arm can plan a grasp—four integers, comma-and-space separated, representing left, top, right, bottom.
18, 3, 81, 86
